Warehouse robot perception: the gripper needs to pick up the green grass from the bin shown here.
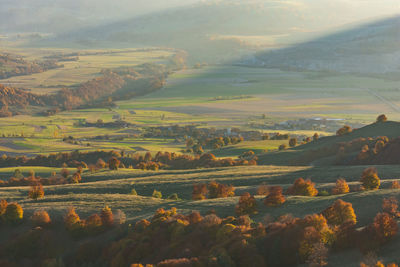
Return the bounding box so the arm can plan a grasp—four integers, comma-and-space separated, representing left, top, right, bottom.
211, 140, 289, 157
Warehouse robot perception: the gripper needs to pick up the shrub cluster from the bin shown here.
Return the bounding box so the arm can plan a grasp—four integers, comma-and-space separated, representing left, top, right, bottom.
192, 181, 235, 200
286, 178, 318, 196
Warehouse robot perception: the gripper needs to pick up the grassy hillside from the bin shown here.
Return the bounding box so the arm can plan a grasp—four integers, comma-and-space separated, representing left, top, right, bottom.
258, 121, 400, 166
2, 164, 400, 225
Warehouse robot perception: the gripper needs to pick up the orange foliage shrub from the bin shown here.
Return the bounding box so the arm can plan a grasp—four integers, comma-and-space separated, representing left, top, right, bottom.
360, 167, 380, 190
96, 158, 106, 169
70, 172, 82, 183
85, 214, 103, 234
0, 199, 7, 217
208, 181, 235, 198
61, 168, 70, 178
256, 184, 269, 196
100, 206, 114, 227
336, 125, 352, 136
382, 197, 399, 217
235, 192, 258, 215
391, 181, 400, 189
287, 178, 318, 196
264, 186, 285, 206
188, 211, 203, 224
65, 207, 81, 232
322, 199, 356, 226
135, 219, 150, 232
289, 138, 297, 147
371, 212, 398, 244
108, 157, 120, 170
331, 179, 349, 195
376, 114, 388, 123
28, 183, 44, 200
4, 203, 23, 224
31, 210, 51, 226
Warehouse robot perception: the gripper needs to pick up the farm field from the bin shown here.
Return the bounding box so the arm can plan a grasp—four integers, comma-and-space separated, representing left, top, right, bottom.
0, 48, 174, 94
133, 65, 400, 125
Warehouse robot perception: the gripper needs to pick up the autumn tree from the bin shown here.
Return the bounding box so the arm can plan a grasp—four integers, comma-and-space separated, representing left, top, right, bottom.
100, 205, 114, 227
279, 144, 287, 150
61, 168, 70, 179
382, 197, 399, 218
264, 186, 285, 206
96, 158, 106, 169
322, 199, 356, 226
85, 214, 103, 234
108, 157, 120, 170
287, 178, 318, 196
192, 184, 208, 200
208, 181, 235, 198
306, 242, 328, 267
13, 169, 23, 179
256, 184, 269, 196
70, 172, 82, 183
289, 138, 297, 147
4, 203, 23, 224
235, 192, 258, 215
336, 125, 352, 136
360, 167, 380, 190
376, 114, 387, 123
0, 199, 7, 217
152, 190, 162, 199
65, 207, 81, 232
391, 181, 400, 189
313, 133, 319, 142
331, 179, 349, 195
28, 183, 44, 200
31, 210, 51, 226
371, 212, 398, 244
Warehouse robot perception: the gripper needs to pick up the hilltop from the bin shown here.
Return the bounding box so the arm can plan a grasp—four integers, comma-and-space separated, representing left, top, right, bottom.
258, 120, 400, 166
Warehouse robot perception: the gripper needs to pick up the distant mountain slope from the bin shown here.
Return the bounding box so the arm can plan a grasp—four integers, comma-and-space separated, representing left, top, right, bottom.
0, 0, 200, 34
49, 0, 400, 63
252, 16, 400, 74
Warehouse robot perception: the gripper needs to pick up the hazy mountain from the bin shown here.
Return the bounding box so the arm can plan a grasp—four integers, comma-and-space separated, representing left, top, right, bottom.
43, 0, 400, 63
0, 0, 201, 34
252, 15, 400, 74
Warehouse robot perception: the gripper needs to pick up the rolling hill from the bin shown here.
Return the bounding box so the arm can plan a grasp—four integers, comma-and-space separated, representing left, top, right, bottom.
258, 120, 400, 166
252, 15, 400, 74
